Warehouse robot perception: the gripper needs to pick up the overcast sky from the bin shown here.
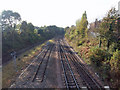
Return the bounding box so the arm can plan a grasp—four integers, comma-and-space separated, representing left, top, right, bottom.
0, 0, 120, 27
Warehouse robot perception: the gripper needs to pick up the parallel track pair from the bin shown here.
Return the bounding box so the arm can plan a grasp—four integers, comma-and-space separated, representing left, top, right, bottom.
59, 39, 103, 90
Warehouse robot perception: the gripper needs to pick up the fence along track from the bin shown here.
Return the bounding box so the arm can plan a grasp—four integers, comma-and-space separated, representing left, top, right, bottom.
32, 44, 54, 82
62, 39, 103, 89
58, 41, 80, 89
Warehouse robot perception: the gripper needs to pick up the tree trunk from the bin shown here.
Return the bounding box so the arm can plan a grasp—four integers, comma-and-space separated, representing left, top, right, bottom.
107, 40, 110, 50
99, 36, 102, 48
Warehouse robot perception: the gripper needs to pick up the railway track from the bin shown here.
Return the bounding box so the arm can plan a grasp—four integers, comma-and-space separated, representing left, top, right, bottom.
18, 45, 49, 78
15, 43, 54, 84
32, 44, 54, 82
10, 38, 106, 89
58, 41, 80, 89
61, 39, 104, 89
10, 44, 52, 88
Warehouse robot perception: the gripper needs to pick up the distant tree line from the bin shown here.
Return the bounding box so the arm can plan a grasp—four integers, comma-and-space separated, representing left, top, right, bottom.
1, 10, 64, 63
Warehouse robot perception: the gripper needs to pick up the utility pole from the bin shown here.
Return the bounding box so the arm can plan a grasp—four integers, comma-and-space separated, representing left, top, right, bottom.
11, 51, 17, 72
11, 24, 17, 72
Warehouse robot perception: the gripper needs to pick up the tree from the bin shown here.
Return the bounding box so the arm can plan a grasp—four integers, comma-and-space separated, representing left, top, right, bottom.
27, 23, 34, 32
76, 11, 88, 38
1, 10, 65, 65
1, 10, 21, 53
1, 10, 21, 30
99, 8, 118, 50
110, 49, 120, 87
20, 21, 27, 32
110, 49, 120, 73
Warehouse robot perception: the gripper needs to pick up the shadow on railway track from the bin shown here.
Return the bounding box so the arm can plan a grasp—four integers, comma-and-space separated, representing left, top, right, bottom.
57, 44, 77, 54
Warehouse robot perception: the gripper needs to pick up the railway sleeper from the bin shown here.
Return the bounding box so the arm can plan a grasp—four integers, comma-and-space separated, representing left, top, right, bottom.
69, 86, 77, 88
68, 82, 76, 86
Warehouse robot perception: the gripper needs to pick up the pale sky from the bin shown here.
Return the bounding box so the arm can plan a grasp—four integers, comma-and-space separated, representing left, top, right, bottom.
0, 0, 120, 27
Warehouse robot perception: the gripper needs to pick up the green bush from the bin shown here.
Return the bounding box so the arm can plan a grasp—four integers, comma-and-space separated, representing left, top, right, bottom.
65, 33, 69, 39
77, 40, 83, 46
76, 39, 86, 46
70, 35, 74, 40
110, 49, 120, 73
109, 43, 118, 54
110, 49, 120, 88
89, 47, 111, 67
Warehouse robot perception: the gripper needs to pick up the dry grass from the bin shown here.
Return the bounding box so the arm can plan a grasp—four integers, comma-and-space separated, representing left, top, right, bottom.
2, 41, 47, 88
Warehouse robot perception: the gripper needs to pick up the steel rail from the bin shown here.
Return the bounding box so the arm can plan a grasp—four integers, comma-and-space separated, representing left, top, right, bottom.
62, 39, 103, 89
58, 43, 69, 89
18, 46, 46, 78
59, 41, 80, 89
32, 45, 52, 82
40, 44, 54, 82
69, 55, 97, 89
71, 54, 102, 89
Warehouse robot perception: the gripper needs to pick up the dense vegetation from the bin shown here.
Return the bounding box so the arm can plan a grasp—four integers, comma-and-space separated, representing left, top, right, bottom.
65, 9, 120, 88
1, 10, 64, 64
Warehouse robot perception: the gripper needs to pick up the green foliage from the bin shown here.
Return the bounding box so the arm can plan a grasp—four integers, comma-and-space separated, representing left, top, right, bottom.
110, 49, 120, 73
2, 10, 64, 63
70, 35, 74, 40
89, 47, 111, 67
76, 11, 88, 38
77, 40, 83, 46
64, 25, 76, 41
3, 24, 64, 55
109, 49, 120, 87
65, 11, 88, 46
64, 8, 120, 88
65, 33, 69, 39
27, 23, 34, 32
1, 10, 21, 30
20, 21, 27, 31
109, 43, 118, 54
99, 8, 119, 50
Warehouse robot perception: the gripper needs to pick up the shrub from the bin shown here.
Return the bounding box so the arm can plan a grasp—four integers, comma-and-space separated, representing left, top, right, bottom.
109, 43, 118, 54
77, 40, 83, 46
110, 49, 120, 88
110, 49, 120, 73
70, 35, 74, 40
89, 47, 111, 67
65, 33, 69, 39
76, 39, 86, 46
